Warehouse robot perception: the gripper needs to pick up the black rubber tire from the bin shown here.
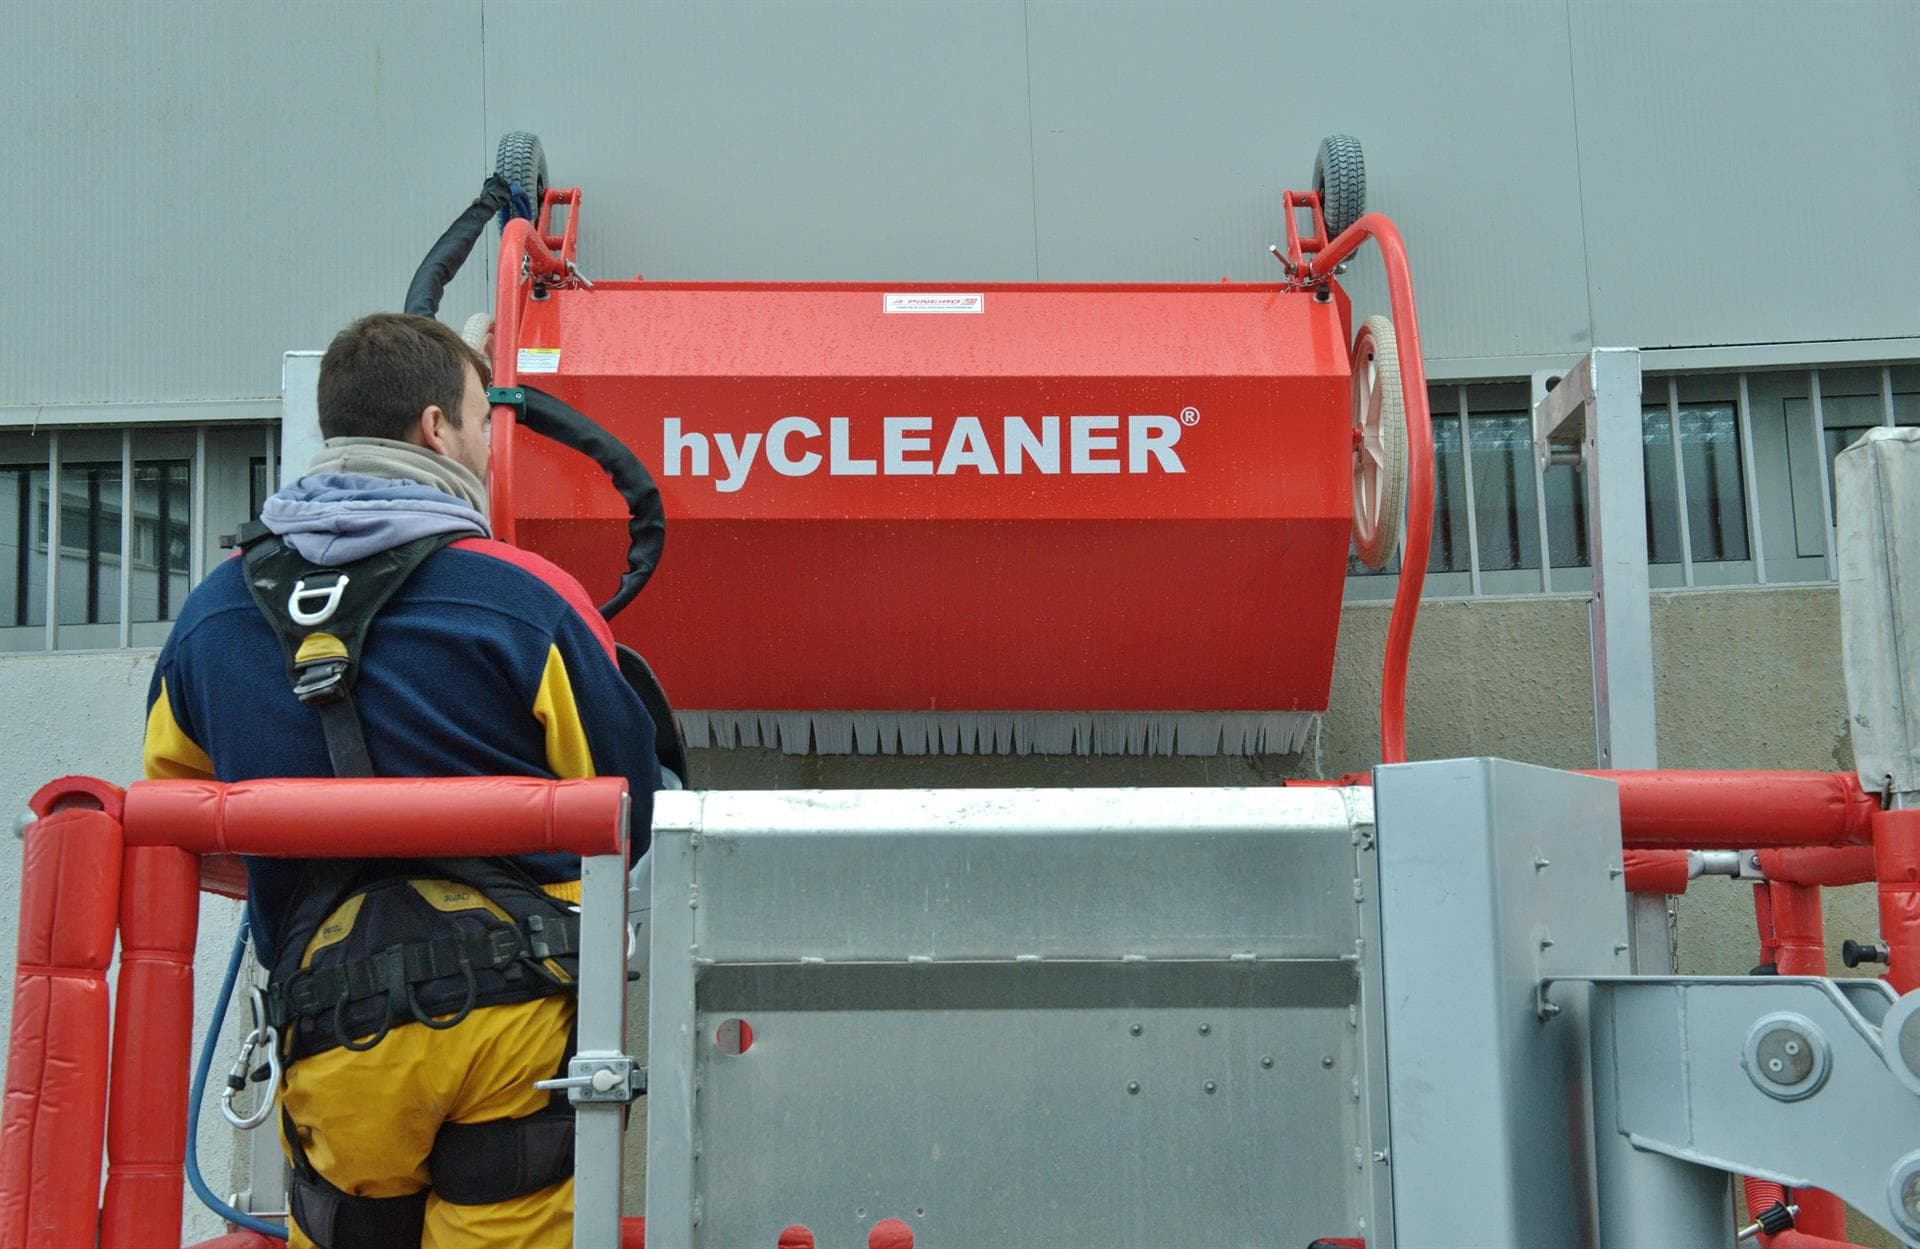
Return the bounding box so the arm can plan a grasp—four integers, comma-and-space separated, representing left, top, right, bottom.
495, 131, 548, 222
1312, 134, 1366, 240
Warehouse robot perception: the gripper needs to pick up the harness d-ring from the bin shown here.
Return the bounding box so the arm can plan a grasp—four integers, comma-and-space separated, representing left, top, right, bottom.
406, 953, 478, 1031
335, 983, 396, 1053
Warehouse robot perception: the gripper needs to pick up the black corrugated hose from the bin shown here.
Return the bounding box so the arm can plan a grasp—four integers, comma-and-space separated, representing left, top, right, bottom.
405, 174, 514, 319
404, 176, 666, 621
519, 385, 664, 619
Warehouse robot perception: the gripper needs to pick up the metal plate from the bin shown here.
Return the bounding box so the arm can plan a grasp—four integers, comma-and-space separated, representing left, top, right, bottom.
1374, 759, 1632, 1248
646, 786, 1385, 1248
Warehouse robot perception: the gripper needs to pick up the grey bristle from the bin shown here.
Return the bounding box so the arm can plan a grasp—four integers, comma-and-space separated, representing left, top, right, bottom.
672, 711, 1316, 757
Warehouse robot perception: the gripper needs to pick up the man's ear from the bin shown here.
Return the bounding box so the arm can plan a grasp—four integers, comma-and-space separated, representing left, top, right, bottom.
415, 404, 449, 453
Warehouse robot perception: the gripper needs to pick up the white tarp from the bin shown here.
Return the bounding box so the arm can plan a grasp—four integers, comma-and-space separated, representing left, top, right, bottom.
1838, 426, 1920, 800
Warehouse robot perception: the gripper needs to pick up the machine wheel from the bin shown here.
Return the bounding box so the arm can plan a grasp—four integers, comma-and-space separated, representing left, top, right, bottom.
495, 131, 548, 222
460, 312, 493, 357
1350, 314, 1407, 570
1312, 134, 1366, 240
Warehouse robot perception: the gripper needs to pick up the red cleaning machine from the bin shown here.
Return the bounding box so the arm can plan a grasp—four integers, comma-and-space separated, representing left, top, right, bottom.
485, 136, 1434, 755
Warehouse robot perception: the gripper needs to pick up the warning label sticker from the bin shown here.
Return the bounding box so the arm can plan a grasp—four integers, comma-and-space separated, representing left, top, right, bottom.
516, 347, 562, 374
884, 293, 985, 314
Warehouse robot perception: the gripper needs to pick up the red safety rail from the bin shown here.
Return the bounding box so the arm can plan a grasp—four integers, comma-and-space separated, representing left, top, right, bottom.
1604, 770, 1879, 849
0, 775, 629, 1249
1876, 809, 1920, 995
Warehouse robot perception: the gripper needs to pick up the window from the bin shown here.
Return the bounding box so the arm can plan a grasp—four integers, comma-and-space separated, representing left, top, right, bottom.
1643, 402, 1749, 566
1818, 389, 1919, 502
0, 424, 275, 651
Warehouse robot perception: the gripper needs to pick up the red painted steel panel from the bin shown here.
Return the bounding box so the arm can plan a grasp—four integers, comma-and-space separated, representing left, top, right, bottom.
499, 281, 1354, 715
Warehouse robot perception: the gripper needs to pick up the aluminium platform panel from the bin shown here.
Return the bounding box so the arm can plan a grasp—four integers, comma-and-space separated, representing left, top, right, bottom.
645, 786, 1392, 1248
1375, 759, 1635, 1249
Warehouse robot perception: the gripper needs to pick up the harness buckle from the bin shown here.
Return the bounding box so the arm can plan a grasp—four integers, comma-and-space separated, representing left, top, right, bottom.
486, 926, 526, 967
293, 659, 350, 706
526, 913, 553, 960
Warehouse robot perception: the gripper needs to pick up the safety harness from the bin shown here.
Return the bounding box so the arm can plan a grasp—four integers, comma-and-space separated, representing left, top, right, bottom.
236, 524, 584, 1247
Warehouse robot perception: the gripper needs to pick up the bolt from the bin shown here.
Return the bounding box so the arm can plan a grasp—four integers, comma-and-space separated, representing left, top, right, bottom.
1127, 1081, 1140, 1094
1534, 857, 1552, 870
1198, 1023, 1211, 1036
1608, 865, 1625, 879
1614, 942, 1631, 955
12, 811, 33, 840
1203, 1081, 1217, 1094
1901, 1169, 1920, 1221
1129, 1023, 1142, 1036
1755, 1027, 1816, 1087
1373, 1149, 1389, 1164
1319, 1056, 1334, 1069
1540, 935, 1556, 950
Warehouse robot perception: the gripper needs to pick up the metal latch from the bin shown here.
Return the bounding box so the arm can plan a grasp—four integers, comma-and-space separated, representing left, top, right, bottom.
535, 1053, 645, 1104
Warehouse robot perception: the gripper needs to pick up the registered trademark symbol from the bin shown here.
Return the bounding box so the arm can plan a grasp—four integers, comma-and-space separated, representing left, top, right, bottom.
1180, 407, 1201, 426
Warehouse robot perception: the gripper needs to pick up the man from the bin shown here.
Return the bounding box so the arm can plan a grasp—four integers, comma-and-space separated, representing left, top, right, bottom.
144, 312, 660, 1248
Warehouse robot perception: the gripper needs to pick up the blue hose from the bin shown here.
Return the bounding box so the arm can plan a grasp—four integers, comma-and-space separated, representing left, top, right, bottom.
186, 916, 287, 1240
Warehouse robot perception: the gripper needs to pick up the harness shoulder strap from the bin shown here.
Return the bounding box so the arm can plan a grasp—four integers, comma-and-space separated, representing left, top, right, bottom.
239, 530, 459, 779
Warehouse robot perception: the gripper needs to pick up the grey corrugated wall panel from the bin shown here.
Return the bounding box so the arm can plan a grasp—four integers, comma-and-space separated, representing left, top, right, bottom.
11, 0, 1920, 410
481, 0, 1039, 283
4, 2, 490, 409
1024, 1, 1594, 366
1570, 0, 1920, 352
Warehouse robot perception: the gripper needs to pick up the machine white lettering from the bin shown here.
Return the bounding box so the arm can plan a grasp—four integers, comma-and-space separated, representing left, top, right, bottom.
660, 414, 1188, 490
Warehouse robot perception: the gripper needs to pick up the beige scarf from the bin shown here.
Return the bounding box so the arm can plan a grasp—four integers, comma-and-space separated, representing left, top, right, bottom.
306, 437, 489, 515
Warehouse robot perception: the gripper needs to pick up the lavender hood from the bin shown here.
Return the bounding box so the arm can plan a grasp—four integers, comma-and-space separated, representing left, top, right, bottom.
259, 474, 490, 565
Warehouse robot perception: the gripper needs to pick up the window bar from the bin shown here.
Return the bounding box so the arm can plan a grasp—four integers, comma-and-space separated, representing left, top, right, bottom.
1665, 377, 1694, 587
84, 469, 103, 625
265, 423, 279, 495
1734, 373, 1766, 586
1457, 386, 1482, 596
43, 430, 60, 651
1532, 405, 1553, 593
1810, 369, 1837, 581
1882, 365, 1897, 429
190, 426, 208, 588
118, 430, 133, 647
13, 468, 29, 629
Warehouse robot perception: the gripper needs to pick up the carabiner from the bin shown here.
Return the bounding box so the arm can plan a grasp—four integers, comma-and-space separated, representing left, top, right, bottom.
220, 988, 281, 1131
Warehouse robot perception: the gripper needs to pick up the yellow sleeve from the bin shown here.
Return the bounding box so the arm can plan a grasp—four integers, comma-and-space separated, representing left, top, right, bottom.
532, 644, 599, 779
143, 678, 215, 780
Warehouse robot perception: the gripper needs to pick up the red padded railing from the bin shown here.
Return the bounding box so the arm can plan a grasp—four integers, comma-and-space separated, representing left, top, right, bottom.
0, 774, 629, 1249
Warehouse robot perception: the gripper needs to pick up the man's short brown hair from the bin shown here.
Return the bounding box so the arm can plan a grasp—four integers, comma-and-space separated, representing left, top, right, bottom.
317, 313, 491, 442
